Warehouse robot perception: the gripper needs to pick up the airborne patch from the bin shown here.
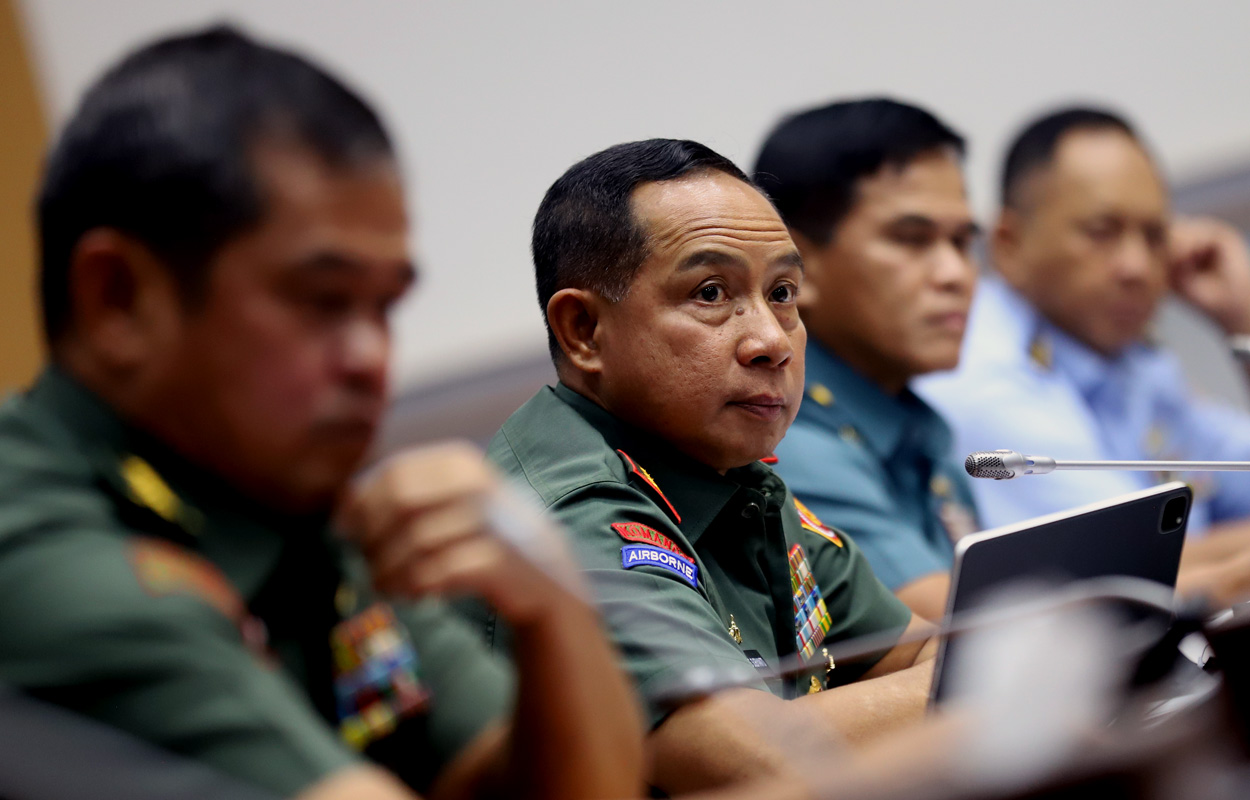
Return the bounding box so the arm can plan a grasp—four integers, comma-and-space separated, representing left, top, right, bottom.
790, 544, 833, 660
610, 521, 692, 561
794, 499, 843, 547
616, 450, 681, 522
621, 544, 699, 587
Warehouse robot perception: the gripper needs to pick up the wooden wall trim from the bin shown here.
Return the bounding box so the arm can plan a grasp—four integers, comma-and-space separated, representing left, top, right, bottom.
0, 0, 47, 391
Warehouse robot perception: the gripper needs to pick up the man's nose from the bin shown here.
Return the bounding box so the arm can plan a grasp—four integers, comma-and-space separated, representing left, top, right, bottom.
338, 318, 390, 393
932, 241, 977, 293
1112, 230, 1159, 283
736, 299, 794, 368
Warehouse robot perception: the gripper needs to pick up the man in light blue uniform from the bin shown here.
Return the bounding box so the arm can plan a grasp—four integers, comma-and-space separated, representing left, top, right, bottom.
917, 108, 1250, 605
918, 108, 1250, 537
754, 99, 982, 620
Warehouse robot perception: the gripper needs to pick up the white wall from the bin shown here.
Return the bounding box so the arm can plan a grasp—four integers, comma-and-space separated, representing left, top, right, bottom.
18, 0, 1250, 392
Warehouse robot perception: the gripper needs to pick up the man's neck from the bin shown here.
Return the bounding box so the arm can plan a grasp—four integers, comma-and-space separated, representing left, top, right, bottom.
814, 337, 910, 396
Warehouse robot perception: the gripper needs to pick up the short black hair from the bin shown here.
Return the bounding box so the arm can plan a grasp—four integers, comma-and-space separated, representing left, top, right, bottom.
752, 97, 965, 245
533, 138, 753, 362
37, 24, 394, 344
1000, 106, 1136, 210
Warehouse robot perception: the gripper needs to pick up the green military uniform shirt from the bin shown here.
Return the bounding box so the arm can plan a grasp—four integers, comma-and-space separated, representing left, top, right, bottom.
482, 384, 913, 727
0, 369, 514, 797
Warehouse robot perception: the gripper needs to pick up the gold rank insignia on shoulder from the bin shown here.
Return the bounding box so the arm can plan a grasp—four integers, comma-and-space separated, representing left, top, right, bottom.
1145, 425, 1166, 458
121, 455, 181, 524
1028, 335, 1053, 371
808, 383, 835, 407
120, 455, 204, 535
728, 614, 743, 644
616, 449, 681, 522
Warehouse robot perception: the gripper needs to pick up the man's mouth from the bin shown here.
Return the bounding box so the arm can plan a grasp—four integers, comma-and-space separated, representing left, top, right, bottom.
728, 394, 786, 422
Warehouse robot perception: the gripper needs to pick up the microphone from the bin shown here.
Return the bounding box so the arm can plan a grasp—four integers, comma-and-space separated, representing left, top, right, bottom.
965, 449, 1250, 480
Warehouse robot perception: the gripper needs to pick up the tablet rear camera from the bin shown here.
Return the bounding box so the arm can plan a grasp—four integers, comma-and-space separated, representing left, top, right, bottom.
1161, 496, 1188, 534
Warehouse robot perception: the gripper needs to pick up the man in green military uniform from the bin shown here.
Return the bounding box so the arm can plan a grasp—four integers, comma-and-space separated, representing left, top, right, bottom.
752, 99, 982, 622
478, 139, 936, 794
0, 27, 643, 800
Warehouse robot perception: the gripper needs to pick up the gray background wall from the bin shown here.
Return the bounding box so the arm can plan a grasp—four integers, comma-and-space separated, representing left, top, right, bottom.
16, 0, 1250, 451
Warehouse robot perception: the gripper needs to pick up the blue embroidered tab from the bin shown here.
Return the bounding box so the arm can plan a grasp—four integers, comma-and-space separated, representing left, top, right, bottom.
621, 544, 698, 587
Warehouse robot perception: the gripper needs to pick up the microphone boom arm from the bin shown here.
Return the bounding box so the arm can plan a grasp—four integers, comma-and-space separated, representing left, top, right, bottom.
965, 449, 1250, 479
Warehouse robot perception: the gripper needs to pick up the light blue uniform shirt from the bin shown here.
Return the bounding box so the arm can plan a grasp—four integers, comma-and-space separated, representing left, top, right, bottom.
774, 342, 981, 591
917, 275, 1250, 536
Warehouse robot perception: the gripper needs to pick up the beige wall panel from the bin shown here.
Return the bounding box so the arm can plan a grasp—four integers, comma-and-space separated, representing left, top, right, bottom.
0, 0, 46, 391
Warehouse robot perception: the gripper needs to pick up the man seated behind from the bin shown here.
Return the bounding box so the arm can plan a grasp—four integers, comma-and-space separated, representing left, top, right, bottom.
918, 107, 1250, 605
475, 139, 936, 794
0, 27, 643, 800
753, 99, 981, 622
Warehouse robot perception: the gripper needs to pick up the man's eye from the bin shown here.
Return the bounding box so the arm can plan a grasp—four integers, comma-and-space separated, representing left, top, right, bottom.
771, 284, 797, 303
1081, 221, 1121, 243
890, 231, 933, 249
303, 292, 353, 319
697, 284, 725, 302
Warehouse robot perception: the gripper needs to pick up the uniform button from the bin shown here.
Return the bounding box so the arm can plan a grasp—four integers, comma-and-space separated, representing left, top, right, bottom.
741, 503, 761, 520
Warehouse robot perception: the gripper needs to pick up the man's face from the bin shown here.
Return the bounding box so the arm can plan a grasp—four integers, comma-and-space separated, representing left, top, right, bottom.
593, 171, 806, 472
997, 129, 1169, 356
797, 150, 978, 393
147, 142, 414, 512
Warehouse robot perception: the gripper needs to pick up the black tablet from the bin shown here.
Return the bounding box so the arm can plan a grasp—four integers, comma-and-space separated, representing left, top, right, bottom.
931, 481, 1191, 705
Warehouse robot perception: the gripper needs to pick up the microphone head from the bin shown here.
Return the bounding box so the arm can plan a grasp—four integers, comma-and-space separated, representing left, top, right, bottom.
965, 449, 1026, 480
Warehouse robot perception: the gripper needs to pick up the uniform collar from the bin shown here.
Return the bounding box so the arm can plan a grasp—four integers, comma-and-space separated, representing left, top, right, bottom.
803, 340, 952, 462
553, 383, 783, 544
25, 366, 306, 601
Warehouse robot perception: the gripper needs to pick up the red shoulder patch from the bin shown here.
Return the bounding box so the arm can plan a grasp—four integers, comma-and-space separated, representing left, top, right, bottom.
128, 537, 245, 621
616, 450, 681, 522
611, 521, 693, 562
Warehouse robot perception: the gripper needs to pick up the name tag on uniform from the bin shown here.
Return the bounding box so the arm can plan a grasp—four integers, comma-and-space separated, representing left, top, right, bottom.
742, 649, 774, 677
621, 544, 698, 587
330, 603, 430, 750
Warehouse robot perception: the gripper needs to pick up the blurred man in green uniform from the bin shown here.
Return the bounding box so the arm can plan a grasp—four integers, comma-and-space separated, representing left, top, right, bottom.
0, 26, 643, 800
753, 98, 982, 622
477, 139, 936, 794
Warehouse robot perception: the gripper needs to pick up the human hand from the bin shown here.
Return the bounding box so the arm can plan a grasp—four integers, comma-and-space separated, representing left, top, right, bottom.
337, 441, 585, 627
1169, 216, 1250, 335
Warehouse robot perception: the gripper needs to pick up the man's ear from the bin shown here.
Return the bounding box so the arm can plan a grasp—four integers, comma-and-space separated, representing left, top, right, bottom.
547, 288, 606, 374
788, 228, 827, 314
65, 228, 182, 369
991, 209, 1025, 285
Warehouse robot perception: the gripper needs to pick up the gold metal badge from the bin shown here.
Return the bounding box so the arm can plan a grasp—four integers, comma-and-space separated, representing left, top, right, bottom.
808, 384, 835, 407
1029, 335, 1053, 370
728, 614, 743, 645
335, 584, 358, 617
807, 675, 823, 694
